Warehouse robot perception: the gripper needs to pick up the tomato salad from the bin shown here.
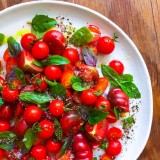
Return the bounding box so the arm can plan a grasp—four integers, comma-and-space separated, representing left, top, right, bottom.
0, 14, 141, 160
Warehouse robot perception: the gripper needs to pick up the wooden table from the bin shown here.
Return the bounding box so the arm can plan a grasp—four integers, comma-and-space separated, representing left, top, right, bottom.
0, 0, 159, 159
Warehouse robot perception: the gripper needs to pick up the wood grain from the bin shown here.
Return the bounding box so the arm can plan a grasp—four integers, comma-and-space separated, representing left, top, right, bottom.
0, 0, 160, 159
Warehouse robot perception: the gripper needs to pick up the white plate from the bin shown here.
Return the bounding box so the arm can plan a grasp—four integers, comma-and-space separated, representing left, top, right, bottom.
0, 1, 153, 160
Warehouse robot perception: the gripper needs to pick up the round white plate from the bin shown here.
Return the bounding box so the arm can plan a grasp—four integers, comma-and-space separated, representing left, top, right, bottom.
0, 1, 152, 160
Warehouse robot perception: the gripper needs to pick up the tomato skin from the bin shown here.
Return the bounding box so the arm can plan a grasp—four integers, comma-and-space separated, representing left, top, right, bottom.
95, 96, 111, 112
0, 120, 10, 132
49, 99, 65, 117
60, 70, 74, 89
24, 105, 42, 124
106, 140, 122, 156
44, 65, 62, 81
97, 36, 115, 54
1, 85, 19, 102
37, 120, 54, 139
46, 139, 61, 153
81, 88, 98, 105
43, 30, 67, 55
107, 127, 123, 140
3, 48, 11, 61
63, 47, 79, 64
100, 154, 113, 160
107, 88, 129, 112
0, 149, 3, 159
14, 102, 23, 117
21, 33, 37, 51
6, 57, 19, 73
106, 112, 117, 123
31, 41, 49, 60
0, 76, 4, 86
0, 104, 13, 120
21, 153, 31, 160
31, 145, 47, 159
109, 60, 124, 75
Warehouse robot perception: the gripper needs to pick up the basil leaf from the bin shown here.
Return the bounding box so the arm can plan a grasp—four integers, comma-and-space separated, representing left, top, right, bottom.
93, 158, 98, 160
0, 33, 5, 46
14, 66, 26, 85
120, 74, 133, 83
51, 83, 66, 98
0, 97, 4, 107
70, 76, 82, 85
123, 116, 135, 129
23, 128, 37, 150
72, 82, 89, 91
42, 55, 70, 66
7, 36, 21, 57
82, 46, 97, 67
100, 140, 108, 150
0, 143, 13, 150
31, 27, 45, 39
19, 92, 52, 104
114, 107, 120, 120
54, 119, 63, 141
44, 77, 57, 86
32, 15, 57, 32
69, 27, 93, 46
88, 108, 109, 125
33, 60, 44, 67
0, 131, 16, 140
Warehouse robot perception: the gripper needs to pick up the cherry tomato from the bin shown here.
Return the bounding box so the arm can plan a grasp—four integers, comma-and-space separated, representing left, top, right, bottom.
106, 112, 117, 123
60, 111, 84, 136
6, 57, 19, 73
0, 120, 10, 132
107, 127, 123, 140
95, 96, 111, 112
97, 36, 115, 54
37, 120, 54, 139
46, 139, 61, 153
31, 41, 49, 60
100, 154, 113, 160
0, 149, 4, 159
49, 99, 65, 117
85, 118, 109, 142
14, 102, 23, 117
107, 88, 129, 112
106, 140, 122, 156
21, 33, 38, 51
81, 88, 98, 105
21, 153, 31, 160
0, 104, 13, 120
24, 105, 42, 124
88, 24, 101, 43
109, 60, 124, 75
31, 145, 47, 159
44, 65, 62, 81
94, 77, 109, 94
2, 85, 19, 102
63, 47, 79, 64
43, 30, 67, 55
31, 73, 48, 92
63, 63, 74, 71
3, 49, 11, 61
60, 70, 74, 89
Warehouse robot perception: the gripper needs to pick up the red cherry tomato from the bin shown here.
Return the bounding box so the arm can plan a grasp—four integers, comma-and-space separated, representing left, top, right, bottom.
0, 104, 13, 120
44, 65, 62, 81
0, 120, 10, 132
81, 88, 98, 105
24, 105, 42, 124
37, 120, 54, 139
14, 102, 23, 117
106, 112, 117, 123
100, 154, 113, 160
21, 33, 38, 51
49, 99, 65, 117
1, 85, 19, 102
107, 127, 123, 140
60, 70, 74, 89
21, 153, 31, 160
109, 60, 124, 75
46, 139, 61, 153
95, 96, 111, 112
6, 57, 19, 73
3, 49, 11, 61
31, 145, 47, 159
106, 140, 122, 156
107, 88, 129, 112
31, 41, 49, 60
97, 36, 115, 54
0, 149, 4, 159
43, 30, 67, 55
63, 47, 79, 64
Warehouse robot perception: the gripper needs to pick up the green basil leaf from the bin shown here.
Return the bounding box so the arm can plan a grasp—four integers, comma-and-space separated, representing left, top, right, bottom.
120, 74, 133, 83
42, 55, 70, 66
31, 27, 45, 39
0, 131, 17, 140
0, 97, 4, 107
54, 119, 63, 141
88, 108, 109, 125
14, 66, 26, 85
120, 82, 141, 98
72, 82, 89, 91
44, 77, 57, 86
32, 15, 57, 32
19, 92, 52, 104
32, 60, 44, 67
51, 83, 66, 98
69, 27, 93, 46
114, 107, 120, 120
100, 140, 108, 150
123, 116, 135, 129
0, 33, 5, 46
93, 158, 98, 160
7, 36, 21, 57
70, 76, 82, 85
23, 128, 37, 150
0, 86, 3, 92
0, 143, 13, 150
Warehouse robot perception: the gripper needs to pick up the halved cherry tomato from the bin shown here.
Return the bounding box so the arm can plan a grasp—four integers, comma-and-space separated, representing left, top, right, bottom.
3, 48, 11, 61
109, 60, 124, 75
0, 76, 4, 87
6, 57, 19, 73
106, 112, 117, 123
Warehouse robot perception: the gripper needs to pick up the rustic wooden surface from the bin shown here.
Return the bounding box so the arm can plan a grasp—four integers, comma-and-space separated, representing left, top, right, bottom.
0, 0, 159, 159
